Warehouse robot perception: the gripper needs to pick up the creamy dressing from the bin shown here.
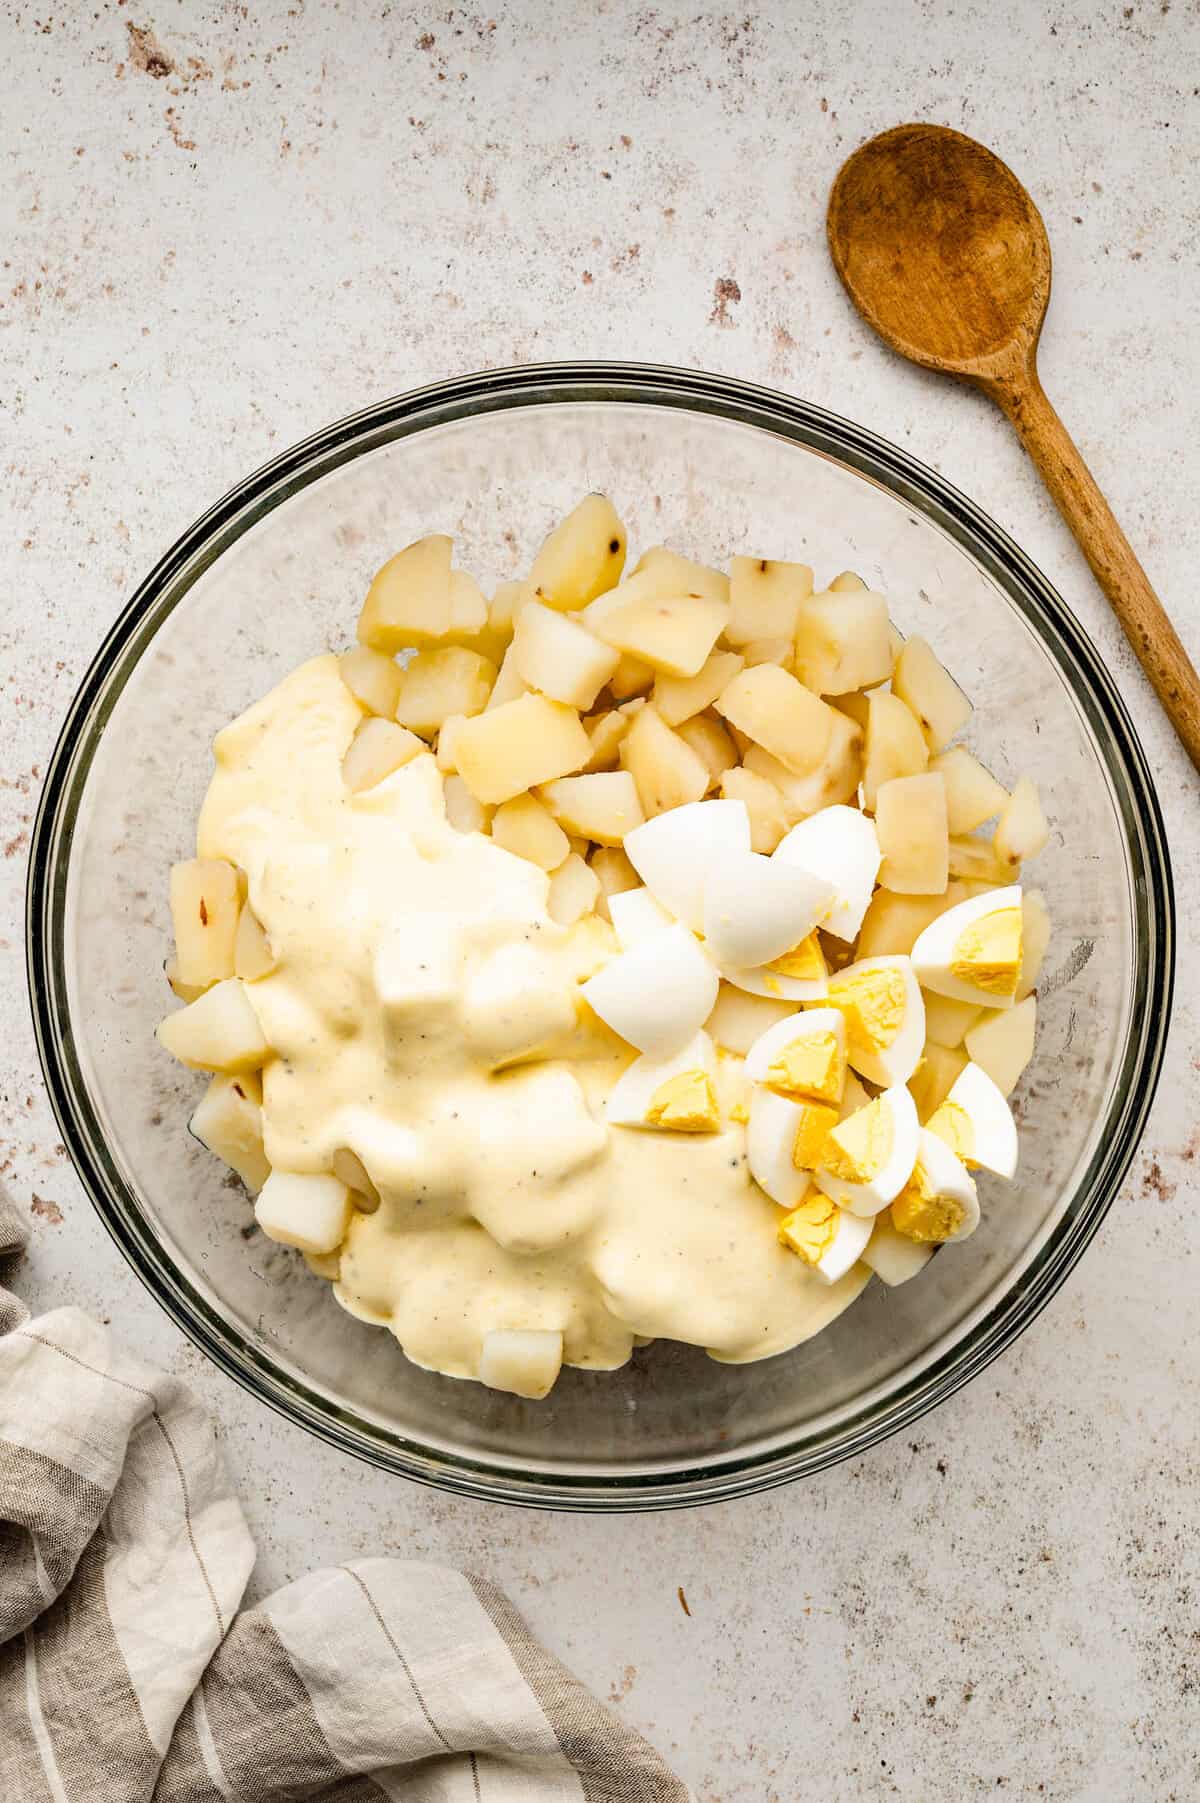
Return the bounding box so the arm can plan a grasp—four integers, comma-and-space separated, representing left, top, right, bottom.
198, 656, 867, 1382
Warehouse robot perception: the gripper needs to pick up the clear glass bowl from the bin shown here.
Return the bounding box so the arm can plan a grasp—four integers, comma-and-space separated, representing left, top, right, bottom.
27, 363, 1173, 1509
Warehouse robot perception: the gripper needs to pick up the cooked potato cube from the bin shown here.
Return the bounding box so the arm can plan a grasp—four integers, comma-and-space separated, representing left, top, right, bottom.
547, 853, 602, 926
1017, 889, 1052, 1000
725, 555, 813, 646
922, 991, 984, 1049
190, 1072, 271, 1193
338, 646, 403, 719
357, 534, 454, 652
435, 713, 468, 773
947, 834, 1015, 883
479, 1328, 564, 1399
794, 590, 892, 695
887, 622, 906, 667
589, 844, 640, 901
170, 858, 242, 989
596, 593, 729, 678
619, 703, 710, 816
443, 774, 492, 833
581, 709, 632, 771
486, 643, 530, 711
965, 996, 1037, 1095
446, 568, 489, 641
930, 746, 1010, 833
164, 957, 206, 1004
994, 776, 1049, 864
491, 793, 571, 870
830, 689, 873, 731
234, 904, 277, 982
654, 650, 744, 727
862, 690, 929, 810
489, 578, 524, 638
342, 718, 425, 791
255, 1170, 352, 1256
395, 647, 497, 738
856, 883, 968, 958
828, 569, 868, 592
741, 636, 795, 671
608, 652, 655, 700
715, 663, 835, 776
527, 494, 626, 611
875, 772, 949, 894
539, 771, 645, 845
892, 636, 972, 750
631, 545, 730, 602
676, 713, 738, 791
719, 765, 791, 852
157, 978, 270, 1073
454, 693, 591, 805
742, 706, 862, 815
511, 599, 620, 709
908, 1042, 968, 1121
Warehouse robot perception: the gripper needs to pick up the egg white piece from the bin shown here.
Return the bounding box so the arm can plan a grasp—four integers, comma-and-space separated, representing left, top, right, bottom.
910, 884, 1023, 1008
811, 1205, 873, 1284
774, 805, 881, 942
861, 1215, 935, 1286
779, 1194, 874, 1285
743, 1007, 846, 1096
623, 799, 751, 931
895, 1128, 981, 1242
746, 1086, 812, 1209
812, 1082, 920, 1217
581, 922, 718, 1058
827, 955, 925, 1087
721, 933, 829, 1004
930, 1060, 1018, 1178
701, 851, 835, 971
705, 985, 796, 1056
606, 1030, 719, 1130
608, 885, 674, 951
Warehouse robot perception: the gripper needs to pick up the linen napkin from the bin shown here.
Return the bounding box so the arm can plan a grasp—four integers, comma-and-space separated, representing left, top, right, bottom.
0, 1189, 689, 1801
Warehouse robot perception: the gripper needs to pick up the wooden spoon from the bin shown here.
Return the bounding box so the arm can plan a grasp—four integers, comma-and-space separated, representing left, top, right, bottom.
828, 122, 1200, 771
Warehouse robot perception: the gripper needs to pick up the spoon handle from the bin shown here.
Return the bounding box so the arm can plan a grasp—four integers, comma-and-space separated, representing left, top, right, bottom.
986, 361, 1200, 772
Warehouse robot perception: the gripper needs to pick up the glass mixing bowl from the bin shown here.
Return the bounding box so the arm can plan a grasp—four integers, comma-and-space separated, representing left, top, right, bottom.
27, 363, 1172, 1509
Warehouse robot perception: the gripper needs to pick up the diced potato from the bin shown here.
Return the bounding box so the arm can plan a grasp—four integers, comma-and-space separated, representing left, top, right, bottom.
994, 776, 1049, 865
234, 904, 277, 982
157, 978, 270, 1073
741, 636, 795, 672
435, 713, 468, 773
830, 689, 873, 731
511, 599, 620, 709
706, 985, 795, 1054
547, 853, 602, 926
454, 693, 591, 805
527, 494, 627, 611
828, 569, 867, 592
539, 771, 645, 845
489, 579, 524, 638
395, 647, 497, 738
719, 765, 791, 852
608, 652, 655, 700
581, 709, 632, 771
486, 643, 530, 711
338, 646, 403, 719
590, 844, 640, 902
887, 622, 906, 667
165, 957, 206, 1004
908, 1042, 968, 1122
947, 834, 1015, 883
793, 590, 892, 695
725, 555, 813, 646
596, 593, 729, 678
331, 1148, 380, 1211
856, 884, 968, 959
443, 774, 491, 834
654, 650, 745, 726
892, 636, 972, 750
714, 663, 835, 776
170, 858, 242, 989
445, 569, 490, 646
491, 793, 571, 870
190, 1072, 271, 1193
619, 703, 710, 817
930, 747, 1009, 833
742, 707, 862, 815
479, 1328, 564, 1399
342, 718, 425, 792
1017, 890, 1052, 1000
922, 991, 984, 1049
255, 1170, 352, 1256
965, 996, 1037, 1096
357, 534, 454, 652
862, 690, 929, 810
875, 772, 949, 895
676, 714, 738, 791
631, 545, 730, 602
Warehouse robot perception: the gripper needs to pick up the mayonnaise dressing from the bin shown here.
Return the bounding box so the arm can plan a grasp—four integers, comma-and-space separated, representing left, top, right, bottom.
197, 656, 867, 1382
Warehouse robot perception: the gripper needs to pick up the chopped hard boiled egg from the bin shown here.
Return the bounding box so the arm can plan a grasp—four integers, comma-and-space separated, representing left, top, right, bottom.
606, 1030, 721, 1132
581, 921, 718, 1058
701, 851, 834, 970
747, 1085, 815, 1209
826, 955, 925, 1087
774, 805, 882, 942
623, 798, 751, 931
607, 885, 674, 950
743, 1007, 847, 1105
812, 1083, 920, 1217
722, 931, 828, 1003
705, 985, 796, 1055
862, 1214, 935, 1286
926, 1060, 1018, 1178
891, 1128, 980, 1243
910, 885, 1024, 1007
778, 1190, 873, 1284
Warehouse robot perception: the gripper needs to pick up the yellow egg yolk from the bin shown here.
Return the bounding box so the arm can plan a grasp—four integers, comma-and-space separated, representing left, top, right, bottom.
892, 1159, 967, 1242
790, 1101, 841, 1170
950, 907, 1022, 999
828, 965, 907, 1066
819, 1095, 894, 1186
925, 1098, 977, 1166
646, 1070, 721, 1133
778, 1191, 841, 1265
766, 1030, 846, 1105
766, 933, 827, 983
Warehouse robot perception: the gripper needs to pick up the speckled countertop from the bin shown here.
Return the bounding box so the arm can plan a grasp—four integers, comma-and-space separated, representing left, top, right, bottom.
3, 5, 1198, 1797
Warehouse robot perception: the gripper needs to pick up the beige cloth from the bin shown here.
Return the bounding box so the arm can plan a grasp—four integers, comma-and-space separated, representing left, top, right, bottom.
0, 1192, 689, 1801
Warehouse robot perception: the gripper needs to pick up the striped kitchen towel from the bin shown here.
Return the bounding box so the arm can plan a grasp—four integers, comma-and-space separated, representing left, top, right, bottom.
0, 1190, 689, 1801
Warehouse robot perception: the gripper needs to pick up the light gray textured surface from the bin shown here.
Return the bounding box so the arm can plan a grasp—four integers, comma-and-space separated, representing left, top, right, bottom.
2, 4, 1198, 1797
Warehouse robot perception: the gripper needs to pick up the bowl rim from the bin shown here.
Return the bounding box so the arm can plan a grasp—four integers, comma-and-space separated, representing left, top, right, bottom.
26, 360, 1174, 1509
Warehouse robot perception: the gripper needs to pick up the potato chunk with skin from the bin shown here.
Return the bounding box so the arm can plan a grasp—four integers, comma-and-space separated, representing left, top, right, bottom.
654, 650, 745, 727
491, 793, 571, 870
190, 1072, 271, 1193
395, 647, 496, 738
726, 556, 813, 646
453, 693, 591, 805
596, 593, 729, 679
527, 494, 627, 611
357, 535, 454, 652
930, 747, 1009, 833
547, 853, 602, 926
511, 599, 620, 709
619, 704, 710, 817
715, 663, 836, 776
720, 765, 791, 852
539, 771, 645, 845
793, 590, 892, 695
170, 858, 242, 988
676, 713, 738, 791
338, 646, 403, 719
892, 635, 972, 750
875, 772, 949, 894
158, 978, 270, 1073
863, 690, 929, 810
342, 718, 424, 792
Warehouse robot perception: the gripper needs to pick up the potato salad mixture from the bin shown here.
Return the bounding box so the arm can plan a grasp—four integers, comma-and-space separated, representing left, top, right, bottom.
157, 496, 1051, 1400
